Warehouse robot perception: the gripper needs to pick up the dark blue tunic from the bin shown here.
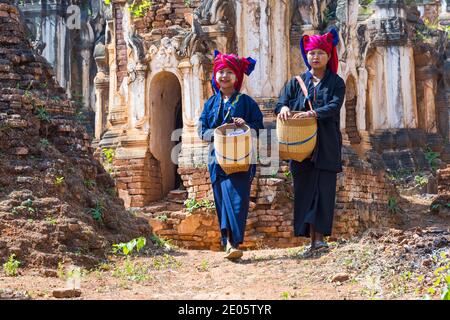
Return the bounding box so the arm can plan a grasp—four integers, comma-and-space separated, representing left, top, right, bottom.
276, 69, 346, 236
199, 91, 264, 247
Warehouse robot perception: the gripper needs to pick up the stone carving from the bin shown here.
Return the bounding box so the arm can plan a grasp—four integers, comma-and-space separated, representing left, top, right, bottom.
369, 16, 408, 46
148, 37, 183, 70
179, 19, 215, 57
195, 0, 235, 26
126, 31, 146, 62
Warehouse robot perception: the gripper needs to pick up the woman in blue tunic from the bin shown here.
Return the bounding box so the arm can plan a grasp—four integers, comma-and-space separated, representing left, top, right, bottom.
275, 28, 346, 254
198, 50, 264, 260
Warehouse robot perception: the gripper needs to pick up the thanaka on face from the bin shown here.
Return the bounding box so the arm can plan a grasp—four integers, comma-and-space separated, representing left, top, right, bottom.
216, 67, 237, 92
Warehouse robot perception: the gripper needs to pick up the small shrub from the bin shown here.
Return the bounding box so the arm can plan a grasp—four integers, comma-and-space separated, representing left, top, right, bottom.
3, 254, 20, 276
112, 237, 147, 256
102, 148, 115, 164
90, 202, 104, 221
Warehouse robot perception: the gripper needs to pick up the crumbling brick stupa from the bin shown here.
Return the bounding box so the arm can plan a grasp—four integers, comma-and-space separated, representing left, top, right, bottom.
0, 0, 151, 268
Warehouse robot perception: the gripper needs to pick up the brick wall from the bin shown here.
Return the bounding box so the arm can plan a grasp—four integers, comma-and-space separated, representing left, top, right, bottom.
145, 146, 399, 250
112, 154, 163, 207
132, 0, 202, 36
115, 5, 128, 89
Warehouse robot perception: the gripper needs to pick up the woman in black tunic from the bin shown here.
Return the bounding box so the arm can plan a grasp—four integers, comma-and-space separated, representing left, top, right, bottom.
275, 28, 346, 252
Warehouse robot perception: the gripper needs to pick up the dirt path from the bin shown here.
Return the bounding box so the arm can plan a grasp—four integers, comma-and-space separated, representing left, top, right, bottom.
0, 246, 364, 300
1, 194, 448, 300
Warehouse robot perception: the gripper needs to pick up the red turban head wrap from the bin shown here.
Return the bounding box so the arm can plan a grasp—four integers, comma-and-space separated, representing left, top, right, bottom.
300, 27, 339, 74
212, 50, 256, 93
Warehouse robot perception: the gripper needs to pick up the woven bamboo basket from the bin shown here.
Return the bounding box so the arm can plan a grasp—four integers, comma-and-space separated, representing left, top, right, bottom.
214, 123, 252, 175
276, 112, 317, 162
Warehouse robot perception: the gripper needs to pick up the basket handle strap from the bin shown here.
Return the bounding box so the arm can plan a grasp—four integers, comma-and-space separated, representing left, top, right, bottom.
295, 75, 313, 111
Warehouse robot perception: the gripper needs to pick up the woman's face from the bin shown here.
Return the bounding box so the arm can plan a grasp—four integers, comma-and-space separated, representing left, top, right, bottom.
216, 67, 237, 90
306, 49, 330, 70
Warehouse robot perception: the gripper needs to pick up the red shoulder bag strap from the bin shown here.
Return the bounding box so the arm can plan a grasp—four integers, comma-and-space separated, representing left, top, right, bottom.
295, 75, 313, 111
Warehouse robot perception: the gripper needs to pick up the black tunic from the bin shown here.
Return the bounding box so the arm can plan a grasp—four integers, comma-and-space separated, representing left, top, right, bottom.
275, 69, 346, 236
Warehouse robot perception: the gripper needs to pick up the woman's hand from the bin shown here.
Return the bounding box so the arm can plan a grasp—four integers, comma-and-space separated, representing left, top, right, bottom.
232, 117, 246, 126
292, 111, 316, 119
278, 106, 291, 121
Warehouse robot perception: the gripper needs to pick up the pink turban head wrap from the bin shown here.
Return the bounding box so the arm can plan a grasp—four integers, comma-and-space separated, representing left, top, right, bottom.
212, 50, 257, 93
300, 28, 339, 74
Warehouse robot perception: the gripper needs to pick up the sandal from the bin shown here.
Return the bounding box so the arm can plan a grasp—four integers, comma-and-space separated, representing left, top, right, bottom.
224, 247, 243, 260
314, 241, 329, 250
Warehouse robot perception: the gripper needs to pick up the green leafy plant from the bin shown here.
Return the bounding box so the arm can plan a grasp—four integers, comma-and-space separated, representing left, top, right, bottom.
112, 237, 147, 256
112, 257, 151, 282
102, 148, 115, 164
12, 199, 36, 215
83, 179, 95, 188
284, 170, 292, 180
3, 254, 20, 276
422, 250, 450, 300
442, 276, 450, 300
281, 291, 290, 300
388, 196, 399, 214
54, 176, 65, 186
45, 216, 58, 225
90, 202, 104, 221
184, 198, 215, 213
151, 234, 176, 251
184, 0, 191, 7
23, 90, 31, 99
36, 107, 51, 122
39, 138, 50, 147
198, 259, 209, 272
359, 0, 374, 6
414, 174, 428, 187
387, 168, 413, 183
271, 169, 278, 178
128, 0, 153, 18
424, 147, 440, 171
155, 214, 168, 222
152, 253, 182, 270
